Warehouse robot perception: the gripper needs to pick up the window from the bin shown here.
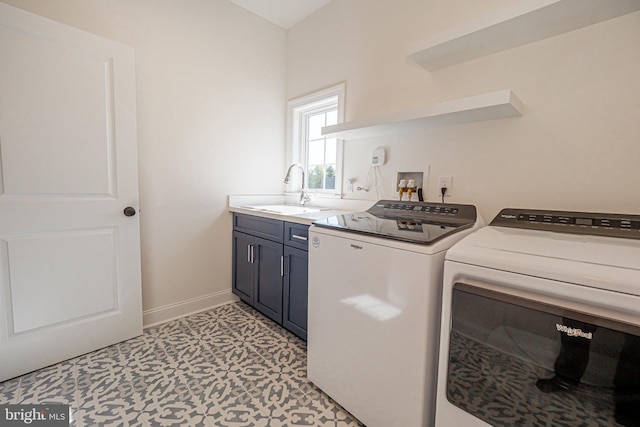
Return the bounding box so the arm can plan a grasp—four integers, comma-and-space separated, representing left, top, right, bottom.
287, 83, 345, 195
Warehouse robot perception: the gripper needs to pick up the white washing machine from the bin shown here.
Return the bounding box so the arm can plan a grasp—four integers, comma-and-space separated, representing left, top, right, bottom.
308, 200, 484, 427
435, 208, 640, 427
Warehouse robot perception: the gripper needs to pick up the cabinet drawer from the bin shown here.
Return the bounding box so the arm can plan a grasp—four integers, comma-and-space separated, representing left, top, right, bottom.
234, 213, 284, 243
285, 222, 309, 250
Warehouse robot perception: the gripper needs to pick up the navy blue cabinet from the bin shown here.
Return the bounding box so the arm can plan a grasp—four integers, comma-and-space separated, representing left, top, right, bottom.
252, 236, 284, 324
283, 246, 308, 340
232, 213, 309, 339
282, 222, 309, 340
232, 231, 255, 303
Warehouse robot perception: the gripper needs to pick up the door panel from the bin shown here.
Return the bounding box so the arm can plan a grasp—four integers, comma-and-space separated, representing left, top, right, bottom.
232, 231, 255, 304
5, 229, 117, 334
254, 237, 283, 324
0, 3, 141, 381
283, 245, 308, 340
0, 24, 115, 196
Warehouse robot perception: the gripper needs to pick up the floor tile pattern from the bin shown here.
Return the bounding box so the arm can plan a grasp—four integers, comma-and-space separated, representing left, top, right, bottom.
0, 302, 364, 426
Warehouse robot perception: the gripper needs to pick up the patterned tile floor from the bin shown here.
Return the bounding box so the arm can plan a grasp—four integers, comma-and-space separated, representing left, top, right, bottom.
0, 302, 364, 426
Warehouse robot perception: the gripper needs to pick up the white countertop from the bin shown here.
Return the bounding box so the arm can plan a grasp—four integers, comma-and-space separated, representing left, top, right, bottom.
228, 194, 374, 225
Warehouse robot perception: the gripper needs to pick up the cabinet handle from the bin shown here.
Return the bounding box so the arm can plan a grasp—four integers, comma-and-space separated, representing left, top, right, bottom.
281, 256, 284, 277
247, 245, 251, 263
250, 245, 255, 264
292, 234, 308, 241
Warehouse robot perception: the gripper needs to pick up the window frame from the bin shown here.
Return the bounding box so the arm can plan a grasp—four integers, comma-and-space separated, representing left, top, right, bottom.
286, 83, 345, 196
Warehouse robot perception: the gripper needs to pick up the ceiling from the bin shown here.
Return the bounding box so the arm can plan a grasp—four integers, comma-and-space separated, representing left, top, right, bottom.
228, 0, 332, 29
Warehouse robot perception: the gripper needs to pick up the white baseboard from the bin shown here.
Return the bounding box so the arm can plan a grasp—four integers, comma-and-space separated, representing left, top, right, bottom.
142, 289, 239, 328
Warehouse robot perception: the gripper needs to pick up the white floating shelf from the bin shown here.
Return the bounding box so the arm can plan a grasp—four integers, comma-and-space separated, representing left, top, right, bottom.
321, 89, 524, 140
406, 0, 640, 71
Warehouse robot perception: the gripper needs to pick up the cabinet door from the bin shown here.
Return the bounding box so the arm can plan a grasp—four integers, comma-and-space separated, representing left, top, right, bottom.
254, 236, 284, 324
283, 245, 308, 340
232, 231, 255, 304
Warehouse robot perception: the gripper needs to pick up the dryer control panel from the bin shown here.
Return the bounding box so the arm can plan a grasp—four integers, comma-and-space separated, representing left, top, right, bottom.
491, 208, 640, 240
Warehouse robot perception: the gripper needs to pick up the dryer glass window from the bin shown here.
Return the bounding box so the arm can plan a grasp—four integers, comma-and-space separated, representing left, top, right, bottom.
446, 283, 640, 427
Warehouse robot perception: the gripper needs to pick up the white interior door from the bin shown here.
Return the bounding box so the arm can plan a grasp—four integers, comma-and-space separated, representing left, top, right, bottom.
0, 3, 142, 382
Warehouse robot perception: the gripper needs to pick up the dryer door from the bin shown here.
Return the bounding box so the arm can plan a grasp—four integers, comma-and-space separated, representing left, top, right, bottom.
446, 283, 640, 427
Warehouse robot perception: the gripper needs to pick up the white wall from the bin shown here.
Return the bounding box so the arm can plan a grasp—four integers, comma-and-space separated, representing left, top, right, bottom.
288, 0, 640, 221
4, 0, 639, 324
1, 0, 287, 322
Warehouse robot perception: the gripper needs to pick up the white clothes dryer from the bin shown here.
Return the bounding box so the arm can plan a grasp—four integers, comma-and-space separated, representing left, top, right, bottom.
435, 208, 640, 427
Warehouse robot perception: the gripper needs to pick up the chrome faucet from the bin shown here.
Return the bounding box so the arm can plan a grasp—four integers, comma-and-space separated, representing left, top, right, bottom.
284, 163, 311, 206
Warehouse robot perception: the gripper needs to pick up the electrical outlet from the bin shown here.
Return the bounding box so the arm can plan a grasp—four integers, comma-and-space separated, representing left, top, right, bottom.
439, 176, 453, 197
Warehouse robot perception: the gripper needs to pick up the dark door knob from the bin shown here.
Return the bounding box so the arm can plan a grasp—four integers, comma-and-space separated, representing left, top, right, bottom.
123, 207, 136, 217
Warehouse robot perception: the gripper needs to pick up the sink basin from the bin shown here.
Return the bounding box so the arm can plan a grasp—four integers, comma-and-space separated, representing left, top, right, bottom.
242, 205, 322, 215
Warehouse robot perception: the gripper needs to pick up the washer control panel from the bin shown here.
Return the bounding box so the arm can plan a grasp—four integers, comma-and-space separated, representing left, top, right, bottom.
491, 208, 640, 239
378, 202, 459, 215
370, 200, 477, 222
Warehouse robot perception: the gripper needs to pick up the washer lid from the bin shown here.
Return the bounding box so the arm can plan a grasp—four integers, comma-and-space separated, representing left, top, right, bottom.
312, 200, 480, 245
447, 226, 640, 296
